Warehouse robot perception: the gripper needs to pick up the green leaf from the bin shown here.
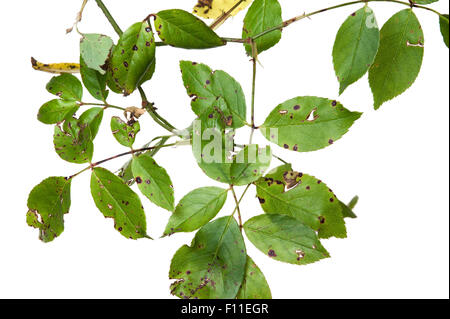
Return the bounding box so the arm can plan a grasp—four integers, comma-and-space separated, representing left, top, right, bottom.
244, 214, 330, 265
37, 99, 79, 124
110, 117, 140, 148
242, 0, 283, 55
369, 9, 424, 109
26, 177, 71, 243
46, 73, 83, 101
237, 256, 272, 299
155, 9, 224, 49
90, 167, 148, 239
333, 6, 380, 94
107, 21, 156, 95
79, 107, 104, 140
131, 153, 175, 211
169, 216, 247, 299
53, 121, 93, 164
80, 33, 113, 75
439, 14, 449, 48
255, 164, 347, 239
193, 124, 272, 185
261, 96, 362, 152
341, 196, 359, 219
180, 61, 247, 129
163, 187, 228, 236
80, 56, 109, 102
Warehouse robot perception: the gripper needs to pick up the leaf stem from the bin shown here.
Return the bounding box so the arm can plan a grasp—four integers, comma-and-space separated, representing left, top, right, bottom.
67, 142, 178, 180
80, 102, 126, 111
230, 185, 244, 232
251, 0, 442, 41
249, 42, 257, 145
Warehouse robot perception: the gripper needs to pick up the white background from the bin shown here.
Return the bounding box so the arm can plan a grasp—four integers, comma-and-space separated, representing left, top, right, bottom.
0, 0, 448, 299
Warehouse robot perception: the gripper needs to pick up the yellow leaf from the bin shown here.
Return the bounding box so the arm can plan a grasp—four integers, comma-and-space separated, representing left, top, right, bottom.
193, 0, 253, 20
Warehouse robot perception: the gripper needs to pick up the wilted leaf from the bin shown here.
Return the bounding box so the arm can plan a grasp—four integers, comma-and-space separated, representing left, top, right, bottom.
193, 0, 253, 19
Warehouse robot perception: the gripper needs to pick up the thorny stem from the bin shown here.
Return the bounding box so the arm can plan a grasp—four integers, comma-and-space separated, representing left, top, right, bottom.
230, 186, 244, 232
67, 142, 178, 180
251, 0, 443, 41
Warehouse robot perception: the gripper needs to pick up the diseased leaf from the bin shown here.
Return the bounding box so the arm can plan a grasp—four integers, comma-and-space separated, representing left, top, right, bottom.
193, 123, 272, 185
244, 214, 330, 265
169, 216, 247, 299
261, 96, 362, 152
412, 0, 439, 4
26, 177, 71, 243
333, 6, 380, 94
80, 56, 109, 102
46, 73, 83, 101
243, 0, 283, 55
180, 61, 247, 129
80, 33, 113, 74
110, 117, 140, 148
107, 21, 156, 95
38, 99, 79, 124
53, 120, 93, 164
237, 256, 272, 299
193, 0, 253, 19
90, 167, 148, 239
163, 187, 228, 236
131, 153, 175, 211
439, 14, 449, 48
155, 9, 224, 49
79, 107, 104, 140
369, 9, 424, 109
255, 164, 347, 239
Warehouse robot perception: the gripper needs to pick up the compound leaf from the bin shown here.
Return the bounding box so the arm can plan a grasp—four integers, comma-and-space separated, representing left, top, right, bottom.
26, 177, 72, 243
80, 33, 113, 74
155, 9, 224, 49
131, 153, 175, 212
90, 167, 148, 239
333, 6, 380, 94
163, 187, 228, 236
180, 61, 247, 129
261, 96, 361, 152
244, 214, 330, 266
237, 256, 272, 299
255, 164, 347, 239
243, 0, 283, 55
369, 9, 424, 109
169, 216, 247, 299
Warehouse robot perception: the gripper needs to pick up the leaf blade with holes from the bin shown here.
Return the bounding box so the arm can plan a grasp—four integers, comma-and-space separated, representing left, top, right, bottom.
155, 9, 224, 49
369, 9, 424, 109
131, 153, 175, 212
255, 164, 347, 238
333, 6, 380, 94
38, 99, 79, 124
261, 96, 361, 152
237, 256, 272, 299
243, 0, 283, 56
110, 117, 140, 148
164, 187, 228, 236
90, 167, 148, 239
107, 21, 156, 95
180, 61, 247, 129
80, 56, 109, 102
80, 33, 113, 75
244, 214, 330, 265
26, 177, 72, 243
169, 216, 246, 299
46, 74, 83, 101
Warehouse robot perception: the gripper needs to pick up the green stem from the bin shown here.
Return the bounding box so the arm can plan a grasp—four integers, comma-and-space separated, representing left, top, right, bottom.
249, 48, 257, 144
80, 102, 126, 111
68, 142, 177, 180
230, 185, 244, 232
94, 0, 123, 36
252, 0, 442, 41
